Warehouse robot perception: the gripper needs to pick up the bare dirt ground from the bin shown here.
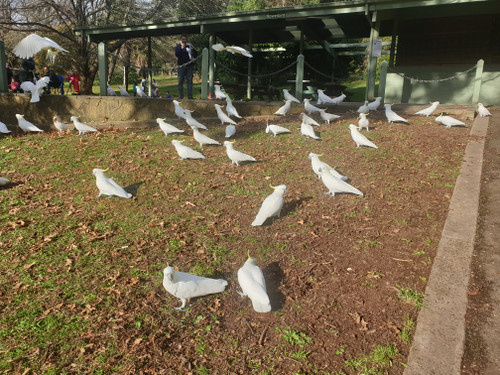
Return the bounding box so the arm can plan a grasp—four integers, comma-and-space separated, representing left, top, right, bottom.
0, 106, 472, 374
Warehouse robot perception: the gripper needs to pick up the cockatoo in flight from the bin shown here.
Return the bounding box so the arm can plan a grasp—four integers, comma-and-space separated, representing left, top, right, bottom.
212, 43, 253, 58
13, 34, 68, 59
20, 76, 50, 103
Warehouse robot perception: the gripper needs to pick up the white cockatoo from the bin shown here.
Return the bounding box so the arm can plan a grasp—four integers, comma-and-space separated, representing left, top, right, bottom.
162, 266, 228, 310
477, 103, 492, 117
300, 122, 320, 140
435, 114, 466, 128
20, 76, 50, 103
157, 118, 184, 136
308, 153, 348, 181
237, 255, 271, 313
348, 124, 378, 149
15, 114, 43, 132
191, 126, 221, 149
93, 168, 132, 199
265, 122, 291, 137
118, 86, 130, 96
212, 43, 253, 58
384, 104, 409, 124
319, 109, 340, 124
106, 84, 117, 96
183, 111, 208, 130
225, 125, 236, 138
332, 93, 346, 104
357, 101, 369, 114
225, 97, 242, 119
223, 141, 256, 167
316, 89, 337, 105
300, 112, 321, 127
53, 117, 70, 133
214, 84, 226, 100
415, 101, 439, 116
70, 116, 98, 135
274, 100, 292, 116
136, 86, 147, 97
251, 184, 287, 226
13, 34, 69, 59
358, 113, 369, 131
171, 140, 205, 160
0, 121, 11, 134
214, 104, 237, 126
318, 166, 363, 197
0, 177, 9, 186
367, 96, 382, 111
173, 100, 188, 120
283, 89, 300, 104
304, 99, 323, 114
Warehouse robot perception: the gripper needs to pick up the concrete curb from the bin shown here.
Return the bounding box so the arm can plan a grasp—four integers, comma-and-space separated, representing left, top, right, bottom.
404, 115, 489, 374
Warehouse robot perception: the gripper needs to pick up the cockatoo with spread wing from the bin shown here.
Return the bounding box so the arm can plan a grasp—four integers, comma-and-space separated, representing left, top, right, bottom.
0, 121, 11, 134
223, 141, 256, 167
157, 118, 184, 136
0, 177, 9, 186
318, 166, 363, 197
191, 126, 221, 149
274, 100, 292, 116
368, 96, 382, 111
13, 34, 69, 59
308, 153, 348, 181
251, 184, 287, 226
173, 100, 188, 120
183, 111, 208, 130
214, 84, 226, 100
358, 113, 369, 131
118, 86, 130, 96
266, 121, 291, 137
301, 122, 320, 140
136, 85, 147, 97
300, 112, 320, 127
304, 99, 323, 114
172, 140, 205, 160
225, 125, 236, 138
226, 97, 242, 118
70, 116, 98, 135
319, 109, 340, 124
20, 76, 50, 103
477, 103, 492, 117
316, 89, 337, 105
357, 101, 369, 114
212, 43, 253, 58
163, 266, 228, 310
349, 124, 378, 148
237, 256, 271, 313
415, 101, 439, 116
15, 114, 43, 132
53, 117, 70, 133
385, 104, 409, 124
107, 84, 117, 96
93, 169, 132, 198
214, 104, 237, 126
435, 113, 466, 128
332, 93, 346, 105
283, 89, 300, 104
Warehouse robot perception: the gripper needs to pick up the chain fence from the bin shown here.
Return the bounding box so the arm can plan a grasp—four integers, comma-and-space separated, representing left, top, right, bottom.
214, 59, 297, 79
394, 64, 478, 83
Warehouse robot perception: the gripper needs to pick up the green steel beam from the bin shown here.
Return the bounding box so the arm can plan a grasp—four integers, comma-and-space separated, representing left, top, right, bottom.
98, 42, 107, 96
0, 41, 7, 93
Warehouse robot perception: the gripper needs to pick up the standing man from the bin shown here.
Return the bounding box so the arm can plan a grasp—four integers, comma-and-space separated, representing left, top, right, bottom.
175, 34, 197, 99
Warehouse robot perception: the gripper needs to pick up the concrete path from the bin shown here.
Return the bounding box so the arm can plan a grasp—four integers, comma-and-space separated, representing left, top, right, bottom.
404, 112, 489, 374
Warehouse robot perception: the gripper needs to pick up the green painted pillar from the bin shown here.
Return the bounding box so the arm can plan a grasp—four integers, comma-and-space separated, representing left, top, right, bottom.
247, 29, 253, 100
389, 20, 398, 68
379, 60, 388, 103
98, 42, 108, 96
366, 13, 379, 101
147, 37, 153, 96
472, 59, 484, 106
201, 47, 209, 99
209, 34, 215, 99
0, 40, 7, 93
295, 54, 304, 101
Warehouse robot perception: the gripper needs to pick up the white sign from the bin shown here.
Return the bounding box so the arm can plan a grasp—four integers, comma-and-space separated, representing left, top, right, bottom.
372, 39, 382, 58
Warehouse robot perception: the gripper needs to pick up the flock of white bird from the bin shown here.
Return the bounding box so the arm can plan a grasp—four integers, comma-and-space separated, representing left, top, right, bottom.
1, 81, 492, 311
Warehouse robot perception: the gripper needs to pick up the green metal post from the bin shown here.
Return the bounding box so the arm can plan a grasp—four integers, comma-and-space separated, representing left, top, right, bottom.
389, 20, 398, 68
472, 59, 484, 106
209, 34, 215, 99
201, 48, 209, 99
98, 42, 108, 96
147, 37, 153, 96
0, 41, 7, 93
366, 12, 379, 101
247, 29, 253, 100
378, 60, 388, 103
295, 54, 304, 101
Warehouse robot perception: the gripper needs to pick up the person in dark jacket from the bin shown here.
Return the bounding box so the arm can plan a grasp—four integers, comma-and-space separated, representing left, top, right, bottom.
175, 34, 197, 99
42, 65, 60, 94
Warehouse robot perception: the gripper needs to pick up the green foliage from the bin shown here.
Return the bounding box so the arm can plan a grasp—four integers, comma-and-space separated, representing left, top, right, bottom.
280, 328, 313, 348
395, 285, 425, 308
345, 345, 400, 374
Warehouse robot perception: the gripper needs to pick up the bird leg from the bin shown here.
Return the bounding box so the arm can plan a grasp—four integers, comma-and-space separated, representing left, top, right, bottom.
174, 298, 187, 310
236, 290, 246, 297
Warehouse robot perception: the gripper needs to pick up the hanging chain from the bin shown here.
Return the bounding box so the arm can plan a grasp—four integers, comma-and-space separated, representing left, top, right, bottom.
214, 59, 297, 78
395, 64, 477, 83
